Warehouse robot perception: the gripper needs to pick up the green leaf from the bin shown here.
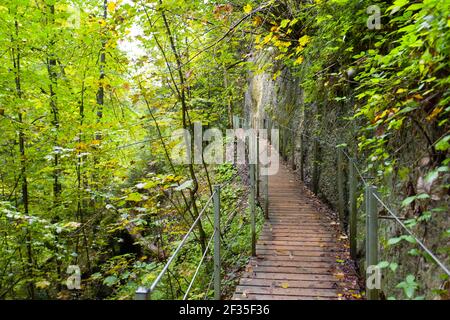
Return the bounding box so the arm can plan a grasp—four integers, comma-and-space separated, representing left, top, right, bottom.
435, 136, 450, 151
401, 196, 416, 207
388, 237, 402, 245
126, 192, 143, 202
175, 180, 193, 191
424, 170, 439, 185
103, 275, 118, 287
402, 194, 429, 207
389, 262, 398, 272
403, 235, 416, 244
280, 19, 290, 28
417, 193, 430, 200
408, 248, 421, 256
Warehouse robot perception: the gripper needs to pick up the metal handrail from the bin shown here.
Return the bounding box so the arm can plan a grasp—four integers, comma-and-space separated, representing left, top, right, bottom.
373, 193, 450, 276
183, 229, 216, 300
135, 118, 262, 300
265, 117, 450, 277
136, 191, 216, 298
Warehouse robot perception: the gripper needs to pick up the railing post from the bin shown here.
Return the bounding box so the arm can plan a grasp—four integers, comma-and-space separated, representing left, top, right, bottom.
349, 161, 357, 260
135, 286, 150, 300
250, 162, 256, 257
365, 184, 379, 300
256, 128, 260, 201
299, 133, 304, 181
290, 132, 296, 171
312, 139, 319, 195
213, 185, 221, 300
263, 126, 269, 220
337, 148, 345, 223
263, 172, 269, 220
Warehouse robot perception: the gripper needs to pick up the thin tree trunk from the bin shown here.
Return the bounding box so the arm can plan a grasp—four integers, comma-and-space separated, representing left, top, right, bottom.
96, 0, 107, 139
12, 19, 34, 300
159, 2, 206, 251
46, 4, 62, 290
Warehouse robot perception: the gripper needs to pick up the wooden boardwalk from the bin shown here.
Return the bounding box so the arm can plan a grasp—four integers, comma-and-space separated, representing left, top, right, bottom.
233, 163, 358, 300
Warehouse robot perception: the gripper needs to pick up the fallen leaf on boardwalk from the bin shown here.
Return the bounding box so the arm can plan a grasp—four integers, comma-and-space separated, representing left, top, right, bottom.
245, 266, 253, 273
336, 259, 344, 263
289, 251, 294, 259
281, 282, 289, 288
339, 235, 348, 240
242, 291, 248, 298
334, 272, 345, 280
330, 221, 338, 225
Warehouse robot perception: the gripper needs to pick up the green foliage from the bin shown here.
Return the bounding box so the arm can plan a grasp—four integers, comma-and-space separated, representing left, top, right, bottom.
0, 0, 248, 299
247, 0, 449, 299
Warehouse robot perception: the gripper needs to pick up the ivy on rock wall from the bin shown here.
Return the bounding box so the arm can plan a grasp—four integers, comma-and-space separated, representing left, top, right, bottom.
246, 0, 449, 299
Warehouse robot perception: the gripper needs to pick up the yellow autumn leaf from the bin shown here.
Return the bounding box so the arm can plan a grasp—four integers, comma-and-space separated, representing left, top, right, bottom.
296, 45, 305, 54
334, 272, 345, 280
36, 280, 51, 289
253, 16, 262, 26
273, 70, 281, 80
299, 35, 311, 46
243, 4, 252, 14
426, 107, 443, 121
281, 282, 289, 288
261, 34, 272, 45
294, 56, 304, 65
91, 139, 101, 145
107, 2, 116, 12
396, 88, 407, 94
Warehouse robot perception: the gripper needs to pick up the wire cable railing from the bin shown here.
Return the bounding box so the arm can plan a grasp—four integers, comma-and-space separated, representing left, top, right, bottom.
183, 229, 217, 300
135, 191, 216, 300
236, 114, 450, 299
134, 122, 262, 300
372, 193, 450, 276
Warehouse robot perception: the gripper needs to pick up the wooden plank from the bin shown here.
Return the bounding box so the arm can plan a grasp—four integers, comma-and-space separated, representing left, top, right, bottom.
255, 249, 339, 257
256, 244, 340, 252
232, 163, 359, 301
245, 265, 333, 274
258, 234, 334, 240
239, 278, 358, 290
240, 272, 338, 281
233, 293, 335, 300
235, 285, 338, 298
255, 254, 336, 263
257, 240, 338, 247
249, 259, 334, 269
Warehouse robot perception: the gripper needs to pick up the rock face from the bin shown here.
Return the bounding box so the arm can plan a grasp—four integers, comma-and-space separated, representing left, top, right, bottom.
244, 51, 449, 299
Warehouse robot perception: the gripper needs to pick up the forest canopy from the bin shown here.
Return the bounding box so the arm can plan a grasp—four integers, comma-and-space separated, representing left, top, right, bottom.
0, 0, 449, 301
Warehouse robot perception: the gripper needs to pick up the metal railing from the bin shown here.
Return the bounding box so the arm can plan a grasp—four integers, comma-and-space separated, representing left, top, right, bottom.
134, 116, 269, 300
265, 118, 450, 300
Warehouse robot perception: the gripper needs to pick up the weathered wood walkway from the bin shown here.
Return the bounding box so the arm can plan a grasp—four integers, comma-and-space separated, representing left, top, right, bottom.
233, 163, 359, 300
